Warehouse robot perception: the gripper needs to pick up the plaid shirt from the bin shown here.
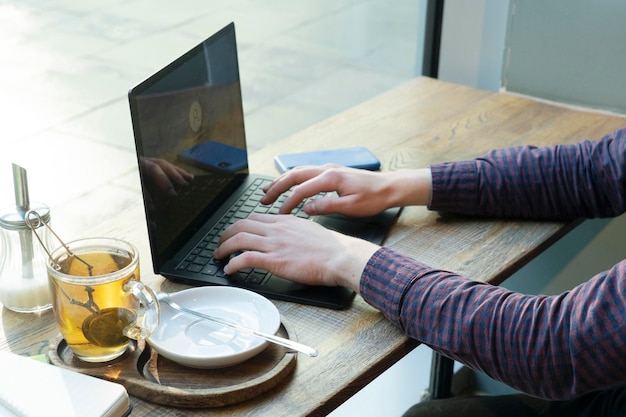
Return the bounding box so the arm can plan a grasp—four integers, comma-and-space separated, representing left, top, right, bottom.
360, 127, 626, 400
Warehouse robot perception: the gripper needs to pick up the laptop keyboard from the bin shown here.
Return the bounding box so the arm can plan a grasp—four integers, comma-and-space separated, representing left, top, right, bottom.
175, 177, 310, 284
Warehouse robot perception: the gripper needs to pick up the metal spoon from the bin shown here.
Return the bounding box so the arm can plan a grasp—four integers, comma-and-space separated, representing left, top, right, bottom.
155, 291, 318, 357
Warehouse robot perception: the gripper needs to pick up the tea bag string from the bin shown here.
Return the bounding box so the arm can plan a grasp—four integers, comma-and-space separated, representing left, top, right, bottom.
25, 209, 94, 275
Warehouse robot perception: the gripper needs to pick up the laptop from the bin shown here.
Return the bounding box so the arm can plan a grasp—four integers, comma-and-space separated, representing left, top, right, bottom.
128, 22, 400, 309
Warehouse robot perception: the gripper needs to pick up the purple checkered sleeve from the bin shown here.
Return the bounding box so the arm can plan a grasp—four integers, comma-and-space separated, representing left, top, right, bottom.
430, 128, 626, 219
360, 127, 626, 400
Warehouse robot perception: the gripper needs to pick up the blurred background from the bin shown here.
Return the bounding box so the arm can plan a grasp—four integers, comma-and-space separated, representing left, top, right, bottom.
0, 0, 425, 241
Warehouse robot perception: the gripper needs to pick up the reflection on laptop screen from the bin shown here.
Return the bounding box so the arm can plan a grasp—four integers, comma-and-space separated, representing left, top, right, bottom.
129, 23, 248, 265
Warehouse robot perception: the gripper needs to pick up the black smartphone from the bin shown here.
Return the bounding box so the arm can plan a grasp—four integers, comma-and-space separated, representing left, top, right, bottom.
274, 147, 381, 173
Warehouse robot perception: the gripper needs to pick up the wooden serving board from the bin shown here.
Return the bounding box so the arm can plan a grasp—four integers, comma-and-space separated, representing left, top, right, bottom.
47, 323, 297, 408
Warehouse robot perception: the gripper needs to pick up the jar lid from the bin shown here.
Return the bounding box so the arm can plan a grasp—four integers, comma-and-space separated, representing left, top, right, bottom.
0, 202, 50, 231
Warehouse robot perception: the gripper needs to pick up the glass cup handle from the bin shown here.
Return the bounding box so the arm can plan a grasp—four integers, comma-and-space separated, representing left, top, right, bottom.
122, 279, 160, 340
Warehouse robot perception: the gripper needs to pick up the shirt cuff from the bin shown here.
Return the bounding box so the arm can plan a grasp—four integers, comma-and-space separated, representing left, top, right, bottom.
360, 247, 434, 332
429, 160, 479, 215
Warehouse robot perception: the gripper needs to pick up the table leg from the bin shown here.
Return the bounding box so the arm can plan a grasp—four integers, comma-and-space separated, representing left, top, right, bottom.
420, 0, 451, 402
421, 351, 454, 401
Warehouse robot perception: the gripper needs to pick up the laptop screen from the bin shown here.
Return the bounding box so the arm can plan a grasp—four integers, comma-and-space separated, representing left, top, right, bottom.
128, 23, 248, 267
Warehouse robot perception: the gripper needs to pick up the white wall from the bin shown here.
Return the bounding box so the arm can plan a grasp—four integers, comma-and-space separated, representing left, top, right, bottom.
438, 0, 509, 91
503, 0, 626, 114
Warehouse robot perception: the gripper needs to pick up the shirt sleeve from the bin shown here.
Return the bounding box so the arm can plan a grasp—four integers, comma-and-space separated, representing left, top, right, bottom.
359, 127, 626, 400
429, 127, 626, 219
360, 247, 626, 400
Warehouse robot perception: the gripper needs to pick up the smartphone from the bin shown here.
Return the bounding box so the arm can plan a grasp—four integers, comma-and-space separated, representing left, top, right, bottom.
178, 141, 248, 173
274, 147, 381, 173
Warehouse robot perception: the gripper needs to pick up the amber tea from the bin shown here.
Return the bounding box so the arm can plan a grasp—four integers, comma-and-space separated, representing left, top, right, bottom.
47, 238, 159, 363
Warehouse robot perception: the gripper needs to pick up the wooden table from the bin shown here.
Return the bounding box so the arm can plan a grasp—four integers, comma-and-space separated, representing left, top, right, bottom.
2, 77, 625, 416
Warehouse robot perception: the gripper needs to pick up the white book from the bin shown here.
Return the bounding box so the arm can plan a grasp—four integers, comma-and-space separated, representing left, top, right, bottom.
0, 351, 131, 417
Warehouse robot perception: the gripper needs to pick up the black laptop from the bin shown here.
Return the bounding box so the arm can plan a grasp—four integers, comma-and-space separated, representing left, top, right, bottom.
128, 22, 399, 309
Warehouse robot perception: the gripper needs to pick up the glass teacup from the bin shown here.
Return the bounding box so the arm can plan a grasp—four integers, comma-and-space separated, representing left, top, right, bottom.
47, 238, 159, 363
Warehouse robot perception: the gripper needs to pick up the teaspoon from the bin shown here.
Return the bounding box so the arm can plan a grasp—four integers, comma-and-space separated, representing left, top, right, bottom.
155, 291, 318, 357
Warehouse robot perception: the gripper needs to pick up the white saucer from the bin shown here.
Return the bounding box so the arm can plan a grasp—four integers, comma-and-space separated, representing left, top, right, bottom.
148, 287, 280, 369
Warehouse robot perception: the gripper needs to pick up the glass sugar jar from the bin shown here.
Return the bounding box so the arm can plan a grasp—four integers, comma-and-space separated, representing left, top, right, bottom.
0, 203, 53, 313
